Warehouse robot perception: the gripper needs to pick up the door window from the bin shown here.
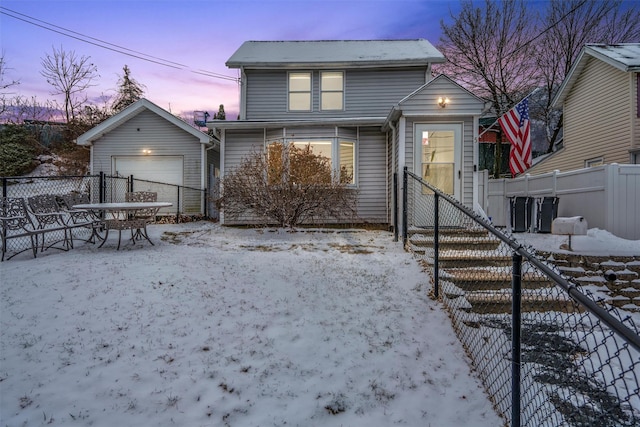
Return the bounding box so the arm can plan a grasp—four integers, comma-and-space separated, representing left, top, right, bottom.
421, 130, 455, 194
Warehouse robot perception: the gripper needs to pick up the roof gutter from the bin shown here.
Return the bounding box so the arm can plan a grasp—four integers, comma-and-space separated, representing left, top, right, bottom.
209, 117, 387, 130
227, 59, 446, 69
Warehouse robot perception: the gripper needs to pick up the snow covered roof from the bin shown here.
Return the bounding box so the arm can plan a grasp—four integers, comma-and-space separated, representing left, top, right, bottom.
553, 43, 640, 108
226, 40, 445, 69
587, 43, 640, 71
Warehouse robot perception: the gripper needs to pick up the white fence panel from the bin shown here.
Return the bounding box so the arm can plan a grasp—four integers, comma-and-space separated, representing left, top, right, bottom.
485, 164, 640, 240
608, 165, 640, 240
487, 177, 507, 226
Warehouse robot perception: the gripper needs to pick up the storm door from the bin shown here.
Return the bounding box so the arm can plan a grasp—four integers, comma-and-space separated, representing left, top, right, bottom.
413, 124, 462, 228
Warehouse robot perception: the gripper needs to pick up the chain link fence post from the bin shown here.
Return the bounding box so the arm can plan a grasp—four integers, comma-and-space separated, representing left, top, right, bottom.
512, 252, 522, 427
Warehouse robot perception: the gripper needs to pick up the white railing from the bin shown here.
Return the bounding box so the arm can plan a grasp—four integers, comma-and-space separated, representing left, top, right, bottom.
484, 164, 640, 240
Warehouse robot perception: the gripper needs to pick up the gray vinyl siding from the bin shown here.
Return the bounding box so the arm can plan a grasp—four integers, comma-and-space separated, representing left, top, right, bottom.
462, 118, 474, 207
244, 67, 428, 120
91, 110, 204, 213
222, 129, 265, 224
400, 77, 486, 116
222, 125, 388, 225
224, 129, 264, 176
357, 127, 388, 223
633, 73, 639, 154
529, 58, 634, 174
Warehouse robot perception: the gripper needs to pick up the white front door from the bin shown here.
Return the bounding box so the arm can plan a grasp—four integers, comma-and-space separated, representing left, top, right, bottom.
415, 124, 462, 200
411, 124, 462, 228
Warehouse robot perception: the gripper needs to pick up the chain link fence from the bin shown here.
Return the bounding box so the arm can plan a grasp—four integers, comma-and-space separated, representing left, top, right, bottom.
402, 168, 640, 426
1, 174, 209, 258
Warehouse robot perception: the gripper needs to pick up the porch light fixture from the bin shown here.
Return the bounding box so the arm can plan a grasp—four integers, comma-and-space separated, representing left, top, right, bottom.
437, 97, 450, 108
142, 149, 151, 155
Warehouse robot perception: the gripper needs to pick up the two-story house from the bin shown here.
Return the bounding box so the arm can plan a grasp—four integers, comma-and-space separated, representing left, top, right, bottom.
210, 40, 486, 228
528, 43, 640, 174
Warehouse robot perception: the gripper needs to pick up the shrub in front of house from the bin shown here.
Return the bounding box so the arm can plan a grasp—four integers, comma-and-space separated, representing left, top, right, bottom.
218, 143, 357, 227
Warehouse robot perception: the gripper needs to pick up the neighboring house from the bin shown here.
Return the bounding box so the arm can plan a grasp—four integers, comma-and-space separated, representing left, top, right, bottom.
528, 43, 640, 175
76, 98, 218, 215
209, 40, 486, 227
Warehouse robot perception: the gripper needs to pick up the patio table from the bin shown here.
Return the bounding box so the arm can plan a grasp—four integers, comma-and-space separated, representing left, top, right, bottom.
72, 201, 172, 249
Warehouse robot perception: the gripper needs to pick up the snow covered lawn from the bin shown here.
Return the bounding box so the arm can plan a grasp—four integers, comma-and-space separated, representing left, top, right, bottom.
0, 222, 502, 427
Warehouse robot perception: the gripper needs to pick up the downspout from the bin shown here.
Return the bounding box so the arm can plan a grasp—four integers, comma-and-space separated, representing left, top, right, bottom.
201, 142, 206, 214
219, 129, 225, 224
426, 63, 433, 82
398, 116, 406, 235
389, 121, 397, 228
89, 144, 94, 175
240, 67, 247, 120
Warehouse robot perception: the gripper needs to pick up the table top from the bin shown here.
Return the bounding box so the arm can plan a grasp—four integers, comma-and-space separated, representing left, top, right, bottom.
73, 202, 172, 211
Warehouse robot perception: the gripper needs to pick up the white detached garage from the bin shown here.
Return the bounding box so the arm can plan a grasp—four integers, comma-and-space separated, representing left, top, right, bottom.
76, 98, 217, 215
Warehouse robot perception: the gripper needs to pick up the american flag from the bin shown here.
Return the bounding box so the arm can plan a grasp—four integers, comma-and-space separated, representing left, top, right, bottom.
498, 98, 531, 176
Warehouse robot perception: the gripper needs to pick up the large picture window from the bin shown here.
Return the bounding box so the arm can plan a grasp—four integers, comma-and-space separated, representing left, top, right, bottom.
268, 138, 356, 185
320, 71, 344, 111
288, 72, 312, 111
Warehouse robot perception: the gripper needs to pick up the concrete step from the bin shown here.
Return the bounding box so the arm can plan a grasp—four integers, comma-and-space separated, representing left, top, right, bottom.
442, 268, 554, 291
420, 252, 512, 268
409, 235, 501, 251
455, 292, 581, 315
408, 226, 489, 237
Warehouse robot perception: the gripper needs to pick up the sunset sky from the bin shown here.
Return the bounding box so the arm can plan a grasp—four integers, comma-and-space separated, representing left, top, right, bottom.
1, 0, 461, 121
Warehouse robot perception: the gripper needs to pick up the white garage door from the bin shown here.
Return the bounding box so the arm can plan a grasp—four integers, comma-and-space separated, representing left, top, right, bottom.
113, 156, 183, 207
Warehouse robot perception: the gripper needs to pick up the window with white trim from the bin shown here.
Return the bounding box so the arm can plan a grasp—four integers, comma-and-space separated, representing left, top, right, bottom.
267, 138, 356, 185
585, 157, 604, 168
288, 72, 312, 111
320, 71, 344, 111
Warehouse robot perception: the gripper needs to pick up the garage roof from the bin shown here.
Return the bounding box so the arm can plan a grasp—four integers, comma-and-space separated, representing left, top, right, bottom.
76, 98, 212, 146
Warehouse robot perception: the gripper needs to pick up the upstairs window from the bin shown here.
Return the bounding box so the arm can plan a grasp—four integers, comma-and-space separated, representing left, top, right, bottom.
321, 71, 344, 111
288, 72, 312, 111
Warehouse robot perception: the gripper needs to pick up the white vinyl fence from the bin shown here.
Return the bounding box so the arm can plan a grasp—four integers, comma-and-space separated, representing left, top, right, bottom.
484, 164, 640, 240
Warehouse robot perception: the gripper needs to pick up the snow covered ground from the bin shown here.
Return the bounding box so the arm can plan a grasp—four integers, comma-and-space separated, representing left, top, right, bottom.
1, 222, 504, 427
513, 228, 639, 257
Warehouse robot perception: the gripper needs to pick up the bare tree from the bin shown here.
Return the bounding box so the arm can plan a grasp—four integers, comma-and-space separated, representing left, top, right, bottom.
437, 0, 538, 177
218, 143, 358, 227
40, 46, 98, 124
0, 53, 20, 119
438, 0, 640, 167
535, 0, 640, 153
111, 65, 145, 113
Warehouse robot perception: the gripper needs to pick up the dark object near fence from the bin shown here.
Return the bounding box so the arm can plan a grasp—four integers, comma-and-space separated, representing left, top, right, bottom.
536, 196, 559, 233
510, 196, 534, 232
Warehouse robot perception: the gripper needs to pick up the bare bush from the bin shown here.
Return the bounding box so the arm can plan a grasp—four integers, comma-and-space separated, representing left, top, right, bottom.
218, 143, 358, 227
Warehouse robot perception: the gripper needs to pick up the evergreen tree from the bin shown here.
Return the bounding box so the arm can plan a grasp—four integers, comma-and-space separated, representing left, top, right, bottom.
215, 104, 225, 120
112, 65, 145, 112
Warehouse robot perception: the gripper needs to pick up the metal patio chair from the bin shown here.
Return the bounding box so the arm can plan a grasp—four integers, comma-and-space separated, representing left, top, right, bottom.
125, 191, 158, 242
26, 194, 73, 252
0, 197, 38, 261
